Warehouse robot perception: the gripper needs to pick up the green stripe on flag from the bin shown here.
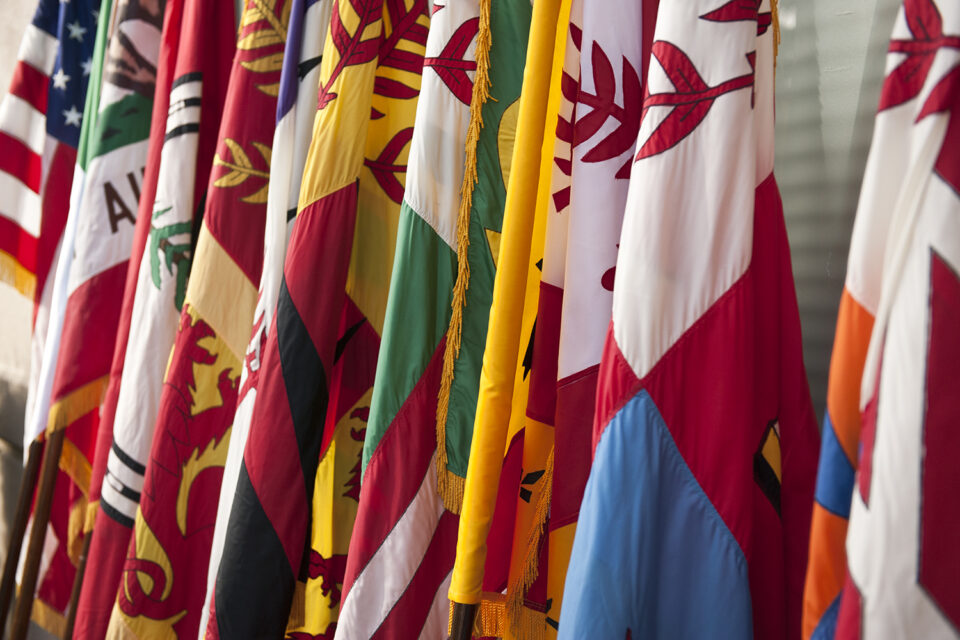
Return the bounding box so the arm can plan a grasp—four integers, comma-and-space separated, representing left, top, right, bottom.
442, 0, 532, 479
363, 200, 457, 474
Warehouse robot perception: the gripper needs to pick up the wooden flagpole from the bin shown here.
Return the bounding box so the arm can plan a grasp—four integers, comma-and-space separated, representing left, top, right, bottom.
10, 428, 65, 640
0, 438, 43, 634
63, 531, 91, 638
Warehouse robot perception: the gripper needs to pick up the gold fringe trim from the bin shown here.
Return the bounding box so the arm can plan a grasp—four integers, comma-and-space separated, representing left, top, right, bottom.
434, 0, 494, 515
287, 580, 306, 629
60, 437, 93, 498
506, 448, 554, 640
46, 375, 109, 435
473, 593, 506, 638
771, 0, 780, 66
67, 496, 88, 565
85, 499, 100, 533
0, 249, 36, 301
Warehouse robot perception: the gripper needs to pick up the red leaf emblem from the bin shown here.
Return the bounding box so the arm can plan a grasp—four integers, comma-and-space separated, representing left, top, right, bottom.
577, 44, 643, 164
880, 0, 959, 111
318, 0, 383, 110
700, 0, 771, 36
916, 63, 960, 194
379, 0, 429, 75
363, 127, 414, 203
423, 17, 480, 105
635, 41, 755, 161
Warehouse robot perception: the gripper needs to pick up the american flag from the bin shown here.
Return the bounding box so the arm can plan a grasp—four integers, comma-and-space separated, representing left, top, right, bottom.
0, 0, 99, 313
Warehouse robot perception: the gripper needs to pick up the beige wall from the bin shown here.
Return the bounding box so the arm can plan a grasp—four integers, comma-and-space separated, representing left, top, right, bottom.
0, 2, 36, 394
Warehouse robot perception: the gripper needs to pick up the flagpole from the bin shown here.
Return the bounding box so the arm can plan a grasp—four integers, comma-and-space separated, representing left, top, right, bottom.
0, 438, 43, 633
63, 532, 90, 638
9, 428, 65, 640
448, 602, 476, 640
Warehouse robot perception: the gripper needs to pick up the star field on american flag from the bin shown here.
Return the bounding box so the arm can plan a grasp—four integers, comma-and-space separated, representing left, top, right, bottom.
45, 0, 98, 147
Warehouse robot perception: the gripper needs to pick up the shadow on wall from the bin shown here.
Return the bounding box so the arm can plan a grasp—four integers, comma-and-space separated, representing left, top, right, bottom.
0, 379, 25, 571
776, 0, 900, 424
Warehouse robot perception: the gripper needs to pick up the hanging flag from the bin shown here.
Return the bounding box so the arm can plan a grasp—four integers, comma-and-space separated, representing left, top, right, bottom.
70, 0, 236, 636
816, 1, 960, 637
198, 0, 332, 634
800, 0, 947, 637
1, 0, 101, 632
447, 0, 570, 636
73, 1, 187, 637
210, 0, 427, 636
102, 0, 288, 637
559, 0, 819, 638
478, 0, 655, 633
330, 0, 496, 636
0, 0, 100, 461
19, 0, 166, 633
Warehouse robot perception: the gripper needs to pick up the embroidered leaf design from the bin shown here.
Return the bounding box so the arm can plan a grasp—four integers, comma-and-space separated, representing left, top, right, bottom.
916, 63, 960, 193
700, 0, 771, 35
236, 0, 291, 96
577, 45, 642, 164
374, 76, 420, 100
214, 138, 272, 203
363, 127, 414, 203
241, 52, 284, 74
880, 0, 959, 111
423, 17, 479, 105
318, 0, 384, 110
379, 0, 429, 74
635, 41, 755, 160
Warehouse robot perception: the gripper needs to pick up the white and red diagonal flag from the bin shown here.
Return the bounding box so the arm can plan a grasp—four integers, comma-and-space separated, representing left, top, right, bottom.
559, 1, 820, 638
827, 1, 960, 637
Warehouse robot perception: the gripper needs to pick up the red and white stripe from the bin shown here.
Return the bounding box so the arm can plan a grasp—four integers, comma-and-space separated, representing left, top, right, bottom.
0, 23, 58, 256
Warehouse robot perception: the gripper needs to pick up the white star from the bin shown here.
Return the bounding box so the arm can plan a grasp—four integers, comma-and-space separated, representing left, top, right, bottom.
59, 0, 70, 4
66, 21, 86, 41
63, 105, 81, 127
52, 68, 70, 90
81, 57, 92, 76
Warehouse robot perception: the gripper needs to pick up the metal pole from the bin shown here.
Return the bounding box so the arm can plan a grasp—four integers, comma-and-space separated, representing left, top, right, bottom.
448, 602, 477, 640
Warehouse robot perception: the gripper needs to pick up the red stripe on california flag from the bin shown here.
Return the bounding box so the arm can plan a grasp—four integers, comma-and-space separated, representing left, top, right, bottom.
370, 510, 458, 639
9, 61, 49, 114
341, 338, 446, 602
0, 130, 42, 191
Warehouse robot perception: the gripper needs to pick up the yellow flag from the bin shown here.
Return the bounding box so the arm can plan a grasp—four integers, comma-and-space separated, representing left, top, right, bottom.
449, 0, 572, 636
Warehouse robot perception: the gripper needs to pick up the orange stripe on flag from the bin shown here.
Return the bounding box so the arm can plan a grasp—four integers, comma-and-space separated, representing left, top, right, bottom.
826, 289, 874, 465
802, 504, 849, 640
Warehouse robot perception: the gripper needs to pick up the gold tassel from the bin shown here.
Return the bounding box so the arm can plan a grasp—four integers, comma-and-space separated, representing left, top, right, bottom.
435, 0, 494, 515
505, 448, 554, 640
84, 499, 99, 533
474, 594, 507, 638
771, 0, 781, 66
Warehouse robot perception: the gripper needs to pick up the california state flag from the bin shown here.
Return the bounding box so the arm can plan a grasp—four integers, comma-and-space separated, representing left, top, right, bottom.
74, 0, 237, 636
559, 0, 820, 637
830, 1, 960, 637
